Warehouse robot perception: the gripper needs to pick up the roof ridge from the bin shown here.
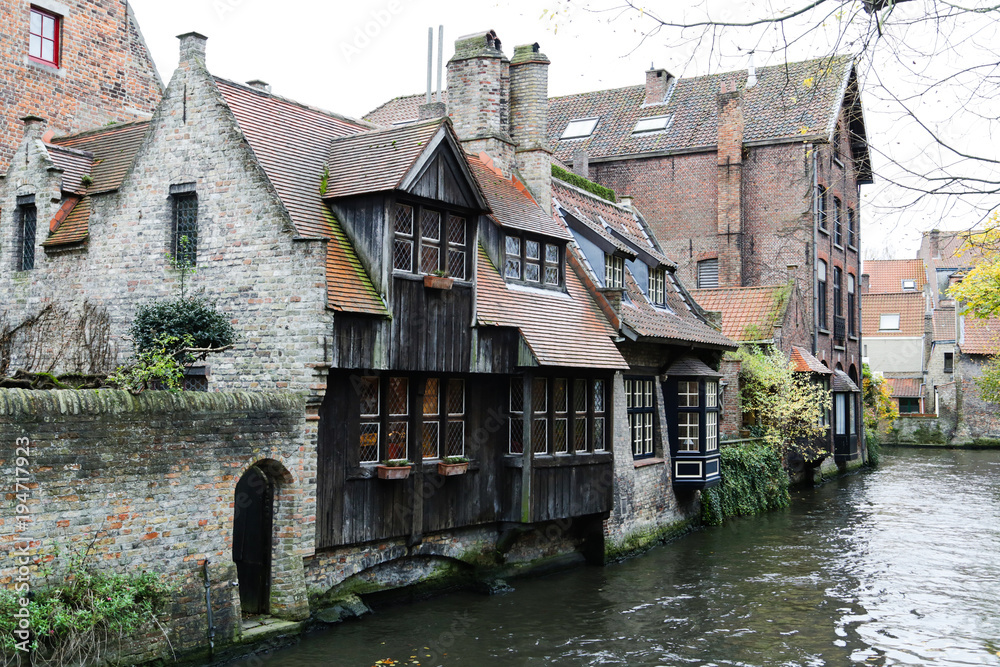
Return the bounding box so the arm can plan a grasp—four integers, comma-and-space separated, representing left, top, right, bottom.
552, 176, 633, 214
327, 116, 446, 144
44, 143, 94, 159
214, 76, 375, 130
51, 119, 150, 143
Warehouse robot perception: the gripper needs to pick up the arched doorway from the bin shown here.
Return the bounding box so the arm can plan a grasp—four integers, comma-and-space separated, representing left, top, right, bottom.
233, 465, 274, 614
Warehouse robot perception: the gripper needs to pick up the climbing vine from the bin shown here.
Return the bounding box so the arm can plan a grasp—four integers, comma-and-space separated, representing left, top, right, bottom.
701, 442, 790, 526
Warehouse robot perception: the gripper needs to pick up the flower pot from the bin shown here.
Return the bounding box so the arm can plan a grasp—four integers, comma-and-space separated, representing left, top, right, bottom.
377, 465, 411, 480
437, 461, 469, 476
423, 275, 454, 290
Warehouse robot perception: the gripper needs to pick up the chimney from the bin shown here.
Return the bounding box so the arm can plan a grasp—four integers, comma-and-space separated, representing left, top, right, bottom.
929, 229, 941, 259
746, 52, 757, 88
246, 79, 271, 93
21, 115, 47, 140
716, 78, 744, 286
509, 42, 553, 214
860, 273, 870, 293
572, 147, 589, 179
419, 27, 447, 119
446, 30, 516, 175
177, 32, 207, 68
644, 67, 672, 105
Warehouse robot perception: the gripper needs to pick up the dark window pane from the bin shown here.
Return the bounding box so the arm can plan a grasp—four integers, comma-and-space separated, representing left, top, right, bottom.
18, 205, 36, 271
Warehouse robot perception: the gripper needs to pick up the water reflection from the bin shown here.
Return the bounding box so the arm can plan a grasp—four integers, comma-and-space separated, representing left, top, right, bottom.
244, 449, 1000, 666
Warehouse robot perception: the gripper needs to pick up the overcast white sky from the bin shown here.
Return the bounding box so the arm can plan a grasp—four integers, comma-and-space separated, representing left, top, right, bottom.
127, 0, 1000, 259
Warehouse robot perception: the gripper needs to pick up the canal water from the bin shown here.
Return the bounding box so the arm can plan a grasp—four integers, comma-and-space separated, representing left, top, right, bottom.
251, 448, 1000, 666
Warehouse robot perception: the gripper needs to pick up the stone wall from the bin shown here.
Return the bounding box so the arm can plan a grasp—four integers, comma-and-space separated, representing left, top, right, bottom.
0, 388, 314, 663
0, 41, 331, 396
0, 0, 162, 172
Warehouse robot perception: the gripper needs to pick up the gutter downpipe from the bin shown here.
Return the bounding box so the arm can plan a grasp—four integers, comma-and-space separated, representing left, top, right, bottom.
204, 558, 215, 657
811, 144, 819, 356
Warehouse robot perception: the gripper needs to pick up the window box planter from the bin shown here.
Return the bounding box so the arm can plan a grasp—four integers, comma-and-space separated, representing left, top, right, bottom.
423, 275, 454, 290
377, 464, 412, 480
437, 461, 469, 476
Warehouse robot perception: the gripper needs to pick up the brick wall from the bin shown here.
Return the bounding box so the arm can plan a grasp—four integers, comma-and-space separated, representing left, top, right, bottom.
0, 389, 313, 662
0, 41, 331, 396
0, 0, 161, 172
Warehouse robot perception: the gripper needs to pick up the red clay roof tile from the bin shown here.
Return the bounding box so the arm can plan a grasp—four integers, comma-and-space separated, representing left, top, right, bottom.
51, 120, 149, 194
960, 315, 1000, 355
621, 271, 735, 348
43, 196, 89, 247
791, 346, 832, 374
933, 307, 956, 341
885, 377, 922, 398
476, 245, 626, 369
864, 259, 926, 293
689, 285, 791, 342
862, 292, 925, 337
46, 145, 93, 194
467, 155, 571, 241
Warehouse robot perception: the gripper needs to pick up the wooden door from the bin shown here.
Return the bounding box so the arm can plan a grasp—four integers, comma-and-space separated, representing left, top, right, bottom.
233, 466, 273, 614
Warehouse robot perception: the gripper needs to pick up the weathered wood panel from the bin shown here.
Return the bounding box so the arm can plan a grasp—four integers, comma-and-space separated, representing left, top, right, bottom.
330, 195, 387, 294
500, 458, 614, 523
389, 279, 474, 373
333, 314, 384, 370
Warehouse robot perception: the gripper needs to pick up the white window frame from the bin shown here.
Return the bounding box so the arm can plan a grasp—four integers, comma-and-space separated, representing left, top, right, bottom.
560, 117, 600, 140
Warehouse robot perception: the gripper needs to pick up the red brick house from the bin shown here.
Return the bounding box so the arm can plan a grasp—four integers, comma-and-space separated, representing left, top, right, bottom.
0, 0, 162, 172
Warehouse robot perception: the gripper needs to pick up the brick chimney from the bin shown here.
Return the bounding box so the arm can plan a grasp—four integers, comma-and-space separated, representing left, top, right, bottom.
446, 30, 516, 176
246, 79, 271, 93
716, 78, 743, 286
644, 68, 672, 105
177, 32, 207, 68
572, 147, 589, 178
509, 42, 553, 214
929, 229, 941, 259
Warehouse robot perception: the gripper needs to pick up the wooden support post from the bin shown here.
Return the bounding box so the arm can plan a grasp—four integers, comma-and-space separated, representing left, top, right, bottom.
521, 374, 533, 523
410, 376, 426, 546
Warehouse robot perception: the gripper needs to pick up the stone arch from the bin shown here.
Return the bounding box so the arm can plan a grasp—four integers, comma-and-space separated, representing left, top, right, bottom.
232, 458, 308, 621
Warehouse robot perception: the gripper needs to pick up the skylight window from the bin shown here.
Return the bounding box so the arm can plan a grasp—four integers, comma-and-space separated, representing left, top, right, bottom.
632, 115, 673, 134
560, 118, 599, 140
879, 314, 900, 331
901, 279, 917, 291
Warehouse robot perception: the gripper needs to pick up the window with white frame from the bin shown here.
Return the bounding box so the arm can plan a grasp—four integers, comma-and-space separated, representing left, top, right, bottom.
648, 268, 666, 305
605, 254, 624, 289
632, 115, 673, 134
626, 377, 655, 459
879, 313, 900, 331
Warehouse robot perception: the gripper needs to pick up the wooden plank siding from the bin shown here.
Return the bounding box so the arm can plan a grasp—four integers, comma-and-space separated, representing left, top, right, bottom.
388, 279, 474, 372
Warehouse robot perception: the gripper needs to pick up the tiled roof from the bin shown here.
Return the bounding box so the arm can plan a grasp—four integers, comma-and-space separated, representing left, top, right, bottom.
216, 77, 370, 239
620, 272, 735, 349
689, 285, 790, 342
467, 154, 571, 241
548, 56, 856, 164
885, 377, 922, 398
833, 369, 861, 393
324, 209, 387, 315
476, 245, 626, 369
862, 292, 926, 337
665, 355, 722, 377
791, 346, 832, 374
43, 196, 90, 247
365, 93, 443, 126
46, 145, 93, 194
933, 307, 956, 341
51, 120, 150, 194
552, 179, 671, 266
324, 119, 446, 199
960, 315, 1000, 355
922, 230, 986, 270
864, 259, 926, 294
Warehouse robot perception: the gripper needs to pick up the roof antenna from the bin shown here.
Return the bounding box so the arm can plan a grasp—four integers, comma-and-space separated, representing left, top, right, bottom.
747, 51, 757, 88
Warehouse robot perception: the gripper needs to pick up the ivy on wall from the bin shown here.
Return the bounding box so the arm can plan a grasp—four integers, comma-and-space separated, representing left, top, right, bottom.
701, 442, 790, 526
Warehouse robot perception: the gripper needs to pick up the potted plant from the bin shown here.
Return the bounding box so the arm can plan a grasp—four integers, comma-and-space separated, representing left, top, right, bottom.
423, 270, 454, 290
437, 456, 469, 476
377, 459, 412, 480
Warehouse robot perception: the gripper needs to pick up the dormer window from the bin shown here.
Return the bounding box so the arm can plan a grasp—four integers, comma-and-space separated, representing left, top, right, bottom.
504, 233, 562, 287
632, 115, 673, 135
560, 118, 599, 140
393, 202, 469, 280
29, 7, 60, 68
604, 254, 624, 289
648, 267, 666, 305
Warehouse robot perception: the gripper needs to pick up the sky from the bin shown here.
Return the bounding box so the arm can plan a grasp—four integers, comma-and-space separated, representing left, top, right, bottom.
126, 0, 1000, 259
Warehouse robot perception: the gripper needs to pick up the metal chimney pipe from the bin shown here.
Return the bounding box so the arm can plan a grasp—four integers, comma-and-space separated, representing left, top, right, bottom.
426, 27, 433, 104
436, 25, 444, 102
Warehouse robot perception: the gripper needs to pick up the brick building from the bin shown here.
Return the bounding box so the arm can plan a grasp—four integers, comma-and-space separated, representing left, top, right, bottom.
0, 0, 162, 172
370, 56, 873, 465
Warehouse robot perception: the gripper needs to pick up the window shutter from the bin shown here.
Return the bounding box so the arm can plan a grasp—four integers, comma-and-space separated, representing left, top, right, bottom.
698, 259, 719, 289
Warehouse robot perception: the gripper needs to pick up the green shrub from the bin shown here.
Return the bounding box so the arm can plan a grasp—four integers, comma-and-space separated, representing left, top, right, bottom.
129, 297, 235, 363
0, 548, 170, 664
105, 333, 189, 393
701, 443, 790, 526
866, 427, 882, 467
551, 164, 617, 203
